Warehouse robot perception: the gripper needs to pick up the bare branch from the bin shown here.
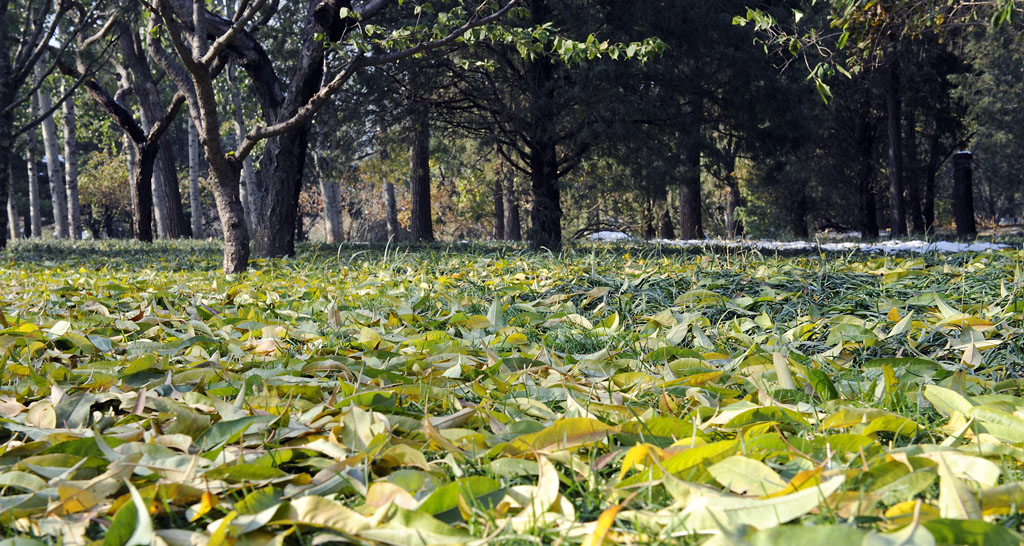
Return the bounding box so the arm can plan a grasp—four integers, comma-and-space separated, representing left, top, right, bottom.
235, 0, 517, 161
200, 0, 268, 66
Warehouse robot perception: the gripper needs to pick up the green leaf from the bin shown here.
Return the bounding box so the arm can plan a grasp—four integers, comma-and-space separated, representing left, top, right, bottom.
923, 519, 1022, 546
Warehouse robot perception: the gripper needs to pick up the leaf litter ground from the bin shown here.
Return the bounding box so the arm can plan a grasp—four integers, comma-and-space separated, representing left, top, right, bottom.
1, 240, 1024, 545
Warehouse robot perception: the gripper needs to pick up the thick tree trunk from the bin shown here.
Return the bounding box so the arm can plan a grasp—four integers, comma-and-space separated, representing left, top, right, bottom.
251, 127, 310, 255
408, 102, 433, 243
503, 178, 521, 241
678, 145, 704, 239
952, 151, 976, 239
131, 142, 155, 242
493, 178, 505, 240
903, 107, 924, 234
188, 119, 204, 238
62, 88, 81, 239
209, 168, 249, 273
885, 61, 906, 237
384, 181, 399, 240
528, 138, 561, 248
38, 83, 69, 239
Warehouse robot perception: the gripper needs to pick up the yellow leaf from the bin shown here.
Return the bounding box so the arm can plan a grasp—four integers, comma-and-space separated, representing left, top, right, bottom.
581, 503, 622, 546
207, 511, 237, 546
465, 315, 490, 329
887, 308, 901, 322
189, 491, 217, 522
504, 417, 613, 455
619, 443, 662, 479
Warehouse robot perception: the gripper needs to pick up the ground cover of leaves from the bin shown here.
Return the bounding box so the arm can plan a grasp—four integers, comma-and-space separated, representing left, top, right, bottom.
2, 240, 1024, 546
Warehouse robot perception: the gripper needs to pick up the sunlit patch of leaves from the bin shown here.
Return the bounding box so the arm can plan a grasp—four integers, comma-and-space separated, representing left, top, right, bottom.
0, 240, 1023, 544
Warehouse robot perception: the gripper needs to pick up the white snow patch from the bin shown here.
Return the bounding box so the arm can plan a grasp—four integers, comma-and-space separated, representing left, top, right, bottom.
651, 238, 1009, 254
588, 231, 631, 241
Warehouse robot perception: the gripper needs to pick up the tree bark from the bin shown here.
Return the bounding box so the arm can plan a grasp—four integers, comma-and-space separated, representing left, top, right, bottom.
659, 207, 674, 239
229, 62, 255, 233
923, 133, 939, 230
528, 136, 561, 248
188, 119, 204, 238
320, 181, 343, 243
503, 178, 521, 241
26, 104, 42, 239
885, 61, 906, 237
5, 163, 15, 241
116, 21, 190, 239
250, 128, 310, 255
37, 80, 68, 239
678, 144, 704, 239
724, 177, 741, 238
384, 181, 399, 240
493, 178, 505, 240
952, 151, 976, 239
408, 101, 433, 242
903, 106, 924, 234
855, 119, 880, 240
62, 86, 81, 239
131, 141, 155, 242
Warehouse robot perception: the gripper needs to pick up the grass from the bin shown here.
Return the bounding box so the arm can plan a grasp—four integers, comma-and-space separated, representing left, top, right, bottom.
0, 239, 1023, 544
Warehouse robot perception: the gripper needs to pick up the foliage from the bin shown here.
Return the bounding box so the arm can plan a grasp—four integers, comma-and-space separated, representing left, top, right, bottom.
76, 150, 132, 239
1, 241, 1024, 543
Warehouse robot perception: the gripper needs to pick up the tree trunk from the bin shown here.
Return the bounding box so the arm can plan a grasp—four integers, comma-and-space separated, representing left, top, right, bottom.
124, 134, 137, 236
885, 61, 906, 237
6, 163, 17, 240
131, 142, 155, 242
503, 178, 521, 241
678, 144, 704, 239
789, 192, 809, 238
149, 141, 168, 238
118, 21, 190, 239
659, 207, 674, 239
952, 151, 976, 239
188, 119, 204, 238
62, 87, 81, 239
26, 123, 42, 238
38, 81, 68, 239
0, 46, 8, 248
923, 133, 939, 230
229, 62, 255, 233
251, 127, 310, 255
384, 181, 399, 240
528, 137, 561, 248
724, 178, 741, 238
408, 101, 433, 242
320, 179, 343, 244
493, 178, 505, 240
209, 167, 249, 273
903, 107, 924, 234
853, 114, 879, 240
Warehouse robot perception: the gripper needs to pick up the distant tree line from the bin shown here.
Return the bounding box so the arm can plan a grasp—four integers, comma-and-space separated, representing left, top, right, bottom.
1, 0, 1020, 272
